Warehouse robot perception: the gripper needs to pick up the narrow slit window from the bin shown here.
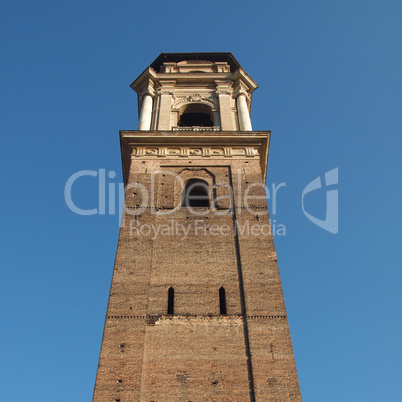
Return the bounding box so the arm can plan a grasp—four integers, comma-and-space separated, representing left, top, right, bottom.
167, 287, 174, 315
219, 287, 227, 315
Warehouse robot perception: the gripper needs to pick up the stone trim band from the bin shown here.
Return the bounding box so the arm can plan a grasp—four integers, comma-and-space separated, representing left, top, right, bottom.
131, 146, 260, 158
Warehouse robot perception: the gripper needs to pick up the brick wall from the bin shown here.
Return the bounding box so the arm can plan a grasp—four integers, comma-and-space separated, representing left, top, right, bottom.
93, 153, 301, 401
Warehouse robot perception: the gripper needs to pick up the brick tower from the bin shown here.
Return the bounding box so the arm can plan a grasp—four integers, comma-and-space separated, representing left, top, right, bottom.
93, 53, 301, 401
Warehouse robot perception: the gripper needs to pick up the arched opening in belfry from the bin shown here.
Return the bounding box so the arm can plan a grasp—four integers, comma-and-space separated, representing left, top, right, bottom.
177, 103, 213, 127
219, 287, 227, 315
167, 287, 174, 315
182, 179, 210, 208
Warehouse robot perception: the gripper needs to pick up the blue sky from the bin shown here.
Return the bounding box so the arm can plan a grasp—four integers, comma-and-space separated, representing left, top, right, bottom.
1, 1, 401, 400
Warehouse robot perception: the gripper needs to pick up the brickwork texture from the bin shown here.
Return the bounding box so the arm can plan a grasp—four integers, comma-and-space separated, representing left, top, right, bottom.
93, 149, 301, 401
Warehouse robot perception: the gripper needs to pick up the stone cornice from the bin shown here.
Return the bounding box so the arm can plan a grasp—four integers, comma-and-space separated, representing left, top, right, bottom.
130, 67, 157, 92
130, 67, 259, 117
120, 130, 270, 185
232, 68, 258, 93
131, 71, 257, 96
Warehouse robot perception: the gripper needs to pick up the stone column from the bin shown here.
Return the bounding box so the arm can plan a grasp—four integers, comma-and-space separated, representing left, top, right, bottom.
237, 94, 252, 131
138, 94, 153, 130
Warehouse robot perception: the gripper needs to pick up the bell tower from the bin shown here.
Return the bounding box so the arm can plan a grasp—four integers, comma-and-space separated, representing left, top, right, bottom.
93, 53, 301, 401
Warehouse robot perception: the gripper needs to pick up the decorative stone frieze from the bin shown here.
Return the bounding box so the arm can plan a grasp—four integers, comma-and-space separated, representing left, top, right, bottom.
131, 146, 260, 158
172, 94, 217, 110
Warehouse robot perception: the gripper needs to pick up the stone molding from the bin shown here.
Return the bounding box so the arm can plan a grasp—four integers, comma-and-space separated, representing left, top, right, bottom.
233, 79, 252, 101
131, 146, 260, 158
156, 89, 175, 96
171, 126, 220, 132
107, 315, 287, 320
120, 130, 270, 185
215, 79, 233, 96
172, 93, 217, 110
215, 89, 232, 95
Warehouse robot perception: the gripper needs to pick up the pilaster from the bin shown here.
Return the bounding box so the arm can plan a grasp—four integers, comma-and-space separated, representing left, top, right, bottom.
156, 80, 175, 130
215, 80, 235, 130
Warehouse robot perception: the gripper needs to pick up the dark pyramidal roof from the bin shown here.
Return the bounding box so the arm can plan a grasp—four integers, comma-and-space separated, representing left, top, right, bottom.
149, 52, 241, 73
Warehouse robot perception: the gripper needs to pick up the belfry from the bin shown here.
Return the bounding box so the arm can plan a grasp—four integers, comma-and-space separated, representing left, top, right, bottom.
93, 53, 301, 401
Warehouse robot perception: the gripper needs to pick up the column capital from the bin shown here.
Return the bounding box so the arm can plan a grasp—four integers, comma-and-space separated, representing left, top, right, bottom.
233, 80, 251, 101
214, 80, 233, 95
139, 79, 156, 100
156, 80, 176, 96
